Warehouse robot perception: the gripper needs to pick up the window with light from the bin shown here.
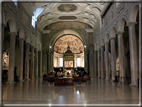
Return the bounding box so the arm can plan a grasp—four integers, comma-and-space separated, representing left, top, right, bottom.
59, 58, 63, 67
77, 57, 81, 67
32, 8, 44, 28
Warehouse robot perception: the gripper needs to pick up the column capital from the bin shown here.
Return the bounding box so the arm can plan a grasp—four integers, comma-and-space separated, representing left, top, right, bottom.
117, 31, 125, 35
19, 38, 24, 41
127, 22, 137, 26
35, 48, 39, 51
101, 45, 105, 47
8, 32, 17, 36
25, 42, 30, 45
89, 50, 94, 54
105, 41, 109, 44
2, 23, 6, 28
38, 50, 42, 52
110, 37, 116, 39
31, 45, 34, 48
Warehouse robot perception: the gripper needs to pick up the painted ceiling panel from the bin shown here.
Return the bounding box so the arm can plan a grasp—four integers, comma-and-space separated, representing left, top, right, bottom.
54, 35, 84, 54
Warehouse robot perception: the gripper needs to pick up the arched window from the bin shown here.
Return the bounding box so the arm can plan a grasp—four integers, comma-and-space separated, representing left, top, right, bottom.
77, 57, 81, 67
59, 58, 63, 67
32, 8, 44, 28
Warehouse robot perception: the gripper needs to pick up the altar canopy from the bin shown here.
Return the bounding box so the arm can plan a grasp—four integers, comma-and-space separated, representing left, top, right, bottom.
63, 46, 74, 75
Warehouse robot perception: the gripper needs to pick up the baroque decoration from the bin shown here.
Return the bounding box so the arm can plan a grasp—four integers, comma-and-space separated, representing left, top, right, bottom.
58, 4, 77, 12
54, 35, 84, 54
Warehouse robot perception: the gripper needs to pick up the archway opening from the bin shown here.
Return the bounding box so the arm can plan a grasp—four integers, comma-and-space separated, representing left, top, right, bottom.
123, 22, 131, 84
53, 35, 85, 77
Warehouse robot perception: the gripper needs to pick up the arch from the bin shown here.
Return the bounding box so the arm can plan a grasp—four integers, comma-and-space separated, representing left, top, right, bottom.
5, 16, 17, 33
31, 37, 35, 47
18, 28, 25, 39
35, 41, 38, 50
49, 29, 86, 49
97, 41, 101, 49
105, 33, 109, 43
117, 16, 128, 31
95, 43, 98, 50
2, 13, 6, 25
38, 43, 42, 51
129, 4, 139, 22
110, 27, 117, 39
101, 38, 104, 46
25, 33, 31, 44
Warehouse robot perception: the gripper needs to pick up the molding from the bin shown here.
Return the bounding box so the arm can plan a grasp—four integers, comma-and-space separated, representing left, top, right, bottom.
127, 22, 137, 26
43, 30, 51, 34
85, 29, 94, 33
8, 32, 17, 36
19, 38, 25, 41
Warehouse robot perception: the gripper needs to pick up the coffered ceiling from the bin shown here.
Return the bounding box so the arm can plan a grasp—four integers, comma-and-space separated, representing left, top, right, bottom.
22, 2, 109, 30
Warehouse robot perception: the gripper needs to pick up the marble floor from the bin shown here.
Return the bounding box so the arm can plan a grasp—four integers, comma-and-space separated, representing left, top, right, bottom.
2, 78, 140, 106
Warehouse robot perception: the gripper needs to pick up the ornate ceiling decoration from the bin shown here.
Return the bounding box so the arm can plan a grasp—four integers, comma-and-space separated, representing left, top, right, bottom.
22, 2, 108, 31
54, 35, 84, 54
58, 4, 77, 12
58, 16, 77, 20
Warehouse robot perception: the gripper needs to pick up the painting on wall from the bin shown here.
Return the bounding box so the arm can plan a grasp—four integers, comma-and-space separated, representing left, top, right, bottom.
54, 35, 84, 54
3, 52, 9, 70
64, 61, 73, 67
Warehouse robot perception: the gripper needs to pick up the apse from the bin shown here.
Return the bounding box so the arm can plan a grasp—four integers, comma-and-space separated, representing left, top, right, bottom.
53, 35, 84, 68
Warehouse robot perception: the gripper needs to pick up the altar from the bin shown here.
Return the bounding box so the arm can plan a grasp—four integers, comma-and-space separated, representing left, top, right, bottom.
63, 46, 74, 77
54, 46, 75, 86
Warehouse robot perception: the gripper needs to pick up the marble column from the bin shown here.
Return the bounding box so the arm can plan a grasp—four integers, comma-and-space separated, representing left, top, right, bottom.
89, 49, 94, 77
25, 43, 30, 80
18, 38, 24, 82
35, 49, 38, 79
39, 51, 42, 78
101, 46, 105, 79
8, 32, 16, 83
128, 22, 138, 86
110, 38, 116, 81
105, 42, 110, 80
117, 31, 125, 83
98, 48, 101, 78
94, 50, 97, 78
30, 46, 35, 80
85, 51, 88, 73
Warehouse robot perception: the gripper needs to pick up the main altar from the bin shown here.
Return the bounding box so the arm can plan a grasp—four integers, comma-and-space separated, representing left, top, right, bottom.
63, 46, 74, 77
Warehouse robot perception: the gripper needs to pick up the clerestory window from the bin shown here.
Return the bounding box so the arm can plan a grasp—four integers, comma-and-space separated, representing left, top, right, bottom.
32, 8, 44, 28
